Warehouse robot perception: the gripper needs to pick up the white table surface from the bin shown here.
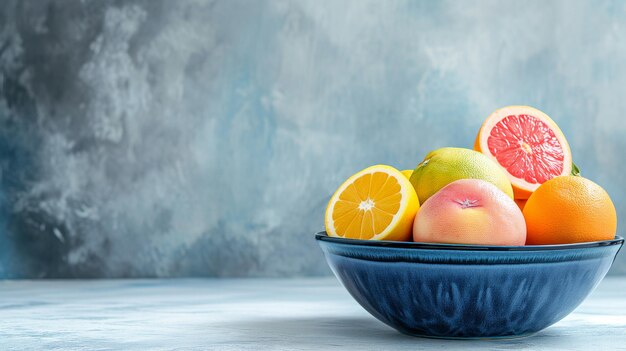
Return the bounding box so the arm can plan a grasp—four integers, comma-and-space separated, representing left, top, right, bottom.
0, 277, 625, 350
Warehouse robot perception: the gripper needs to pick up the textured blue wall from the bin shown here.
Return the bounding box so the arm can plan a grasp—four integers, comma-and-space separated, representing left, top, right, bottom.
0, 0, 625, 277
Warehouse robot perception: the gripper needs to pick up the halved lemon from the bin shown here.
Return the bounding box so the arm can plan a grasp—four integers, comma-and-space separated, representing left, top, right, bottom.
325, 165, 420, 241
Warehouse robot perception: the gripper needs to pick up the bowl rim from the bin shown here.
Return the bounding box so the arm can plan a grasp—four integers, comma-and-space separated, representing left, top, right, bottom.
315, 231, 624, 251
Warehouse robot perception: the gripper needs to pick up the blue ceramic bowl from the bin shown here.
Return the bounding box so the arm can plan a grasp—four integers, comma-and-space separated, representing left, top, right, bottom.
316, 232, 623, 339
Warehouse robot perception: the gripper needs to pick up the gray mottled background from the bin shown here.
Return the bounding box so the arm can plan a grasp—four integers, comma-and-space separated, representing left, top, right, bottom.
0, 0, 625, 278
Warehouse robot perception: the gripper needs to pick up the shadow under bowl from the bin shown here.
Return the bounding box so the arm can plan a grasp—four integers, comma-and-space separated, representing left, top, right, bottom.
316, 232, 623, 339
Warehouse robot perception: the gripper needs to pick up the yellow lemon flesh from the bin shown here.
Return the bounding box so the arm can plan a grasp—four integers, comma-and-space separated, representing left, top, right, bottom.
410, 147, 514, 203
325, 165, 420, 241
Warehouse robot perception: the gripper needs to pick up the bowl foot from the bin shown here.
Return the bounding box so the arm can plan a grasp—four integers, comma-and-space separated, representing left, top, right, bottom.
397, 329, 539, 340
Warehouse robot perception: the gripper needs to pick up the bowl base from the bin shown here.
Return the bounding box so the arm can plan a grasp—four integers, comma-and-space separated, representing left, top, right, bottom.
397, 329, 539, 340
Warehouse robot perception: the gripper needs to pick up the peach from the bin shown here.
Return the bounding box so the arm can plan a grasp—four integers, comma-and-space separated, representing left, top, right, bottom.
413, 179, 526, 245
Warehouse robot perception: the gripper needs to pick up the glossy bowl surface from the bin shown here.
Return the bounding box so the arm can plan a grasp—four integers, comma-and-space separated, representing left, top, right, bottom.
316, 232, 623, 339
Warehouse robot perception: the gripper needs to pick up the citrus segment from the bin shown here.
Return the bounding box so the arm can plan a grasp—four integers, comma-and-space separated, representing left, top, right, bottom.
475, 106, 572, 199
325, 165, 419, 241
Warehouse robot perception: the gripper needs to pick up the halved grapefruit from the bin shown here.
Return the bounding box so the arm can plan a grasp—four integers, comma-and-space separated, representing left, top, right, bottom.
474, 106, 572, 199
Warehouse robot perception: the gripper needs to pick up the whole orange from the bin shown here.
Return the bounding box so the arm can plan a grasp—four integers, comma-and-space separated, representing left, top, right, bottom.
523, 176, 617, 245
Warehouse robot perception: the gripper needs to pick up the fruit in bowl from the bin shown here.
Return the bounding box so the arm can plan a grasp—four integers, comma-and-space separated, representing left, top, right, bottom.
524, 175, 617, 245
318, 105, 622, 338
413, 178, 526, 245
325, 165, 419, 242
474, 105, 572, 200
409, 147, 514, 203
